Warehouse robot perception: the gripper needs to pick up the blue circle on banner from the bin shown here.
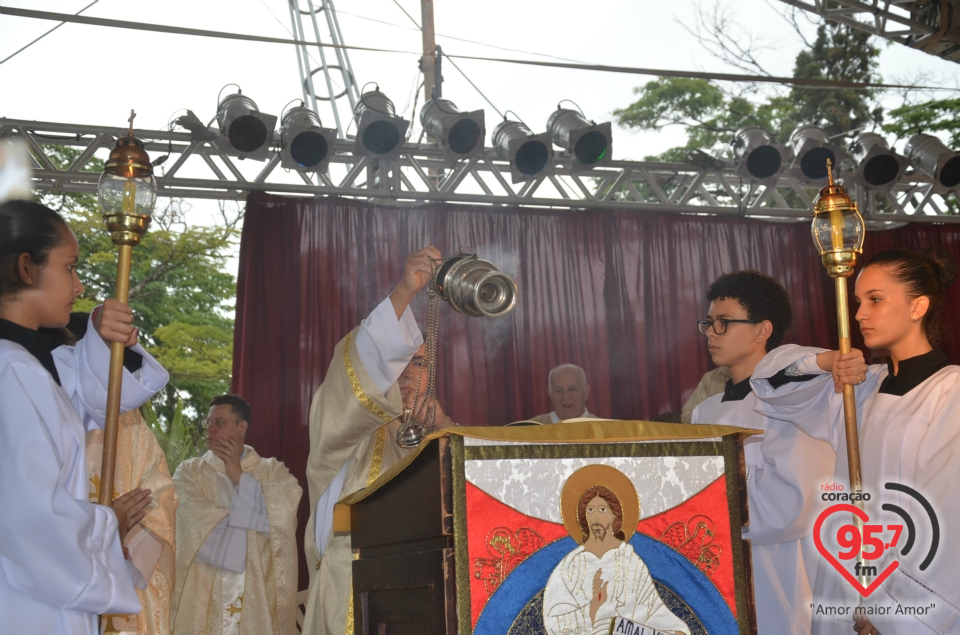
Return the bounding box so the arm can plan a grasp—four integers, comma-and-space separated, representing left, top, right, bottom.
472, 533, 739, 635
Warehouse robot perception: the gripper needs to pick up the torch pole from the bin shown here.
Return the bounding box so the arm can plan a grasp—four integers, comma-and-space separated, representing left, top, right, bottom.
813, 158, 869, 587
832, 274, 869, 587
98, 242, 132, 506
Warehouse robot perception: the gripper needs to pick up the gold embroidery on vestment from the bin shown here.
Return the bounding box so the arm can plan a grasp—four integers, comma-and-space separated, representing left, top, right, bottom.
367, 427, 386, 486
227, 594, 243, 616
343, 332, 393, 423
344, 334, 389, 635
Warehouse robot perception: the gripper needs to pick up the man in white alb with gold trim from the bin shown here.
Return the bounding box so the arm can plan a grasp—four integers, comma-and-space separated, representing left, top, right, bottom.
171, 394, 301, 635
301, 246, 456, 635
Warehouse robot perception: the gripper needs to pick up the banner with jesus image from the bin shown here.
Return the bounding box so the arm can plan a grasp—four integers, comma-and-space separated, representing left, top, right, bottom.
452, 437, 752, 635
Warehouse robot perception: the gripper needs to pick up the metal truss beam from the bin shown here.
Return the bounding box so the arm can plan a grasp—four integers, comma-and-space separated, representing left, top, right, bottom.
288, 0, 360, 138
3, 117, 958, 224
777, 0, 960, 63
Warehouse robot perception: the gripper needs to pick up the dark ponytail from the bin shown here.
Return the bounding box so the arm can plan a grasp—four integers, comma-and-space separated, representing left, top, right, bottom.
0, 200, 70, 299
864, 246, 958, 347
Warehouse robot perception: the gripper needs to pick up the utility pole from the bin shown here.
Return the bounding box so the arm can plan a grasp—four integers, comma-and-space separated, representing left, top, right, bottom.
420, 0, 437, 103
420, 0, 441, 186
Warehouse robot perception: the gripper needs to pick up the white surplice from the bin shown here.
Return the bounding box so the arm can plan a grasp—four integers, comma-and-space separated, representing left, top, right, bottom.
693, 376, 835, 635
0, 318, 169, 635
751, 345, 960, 635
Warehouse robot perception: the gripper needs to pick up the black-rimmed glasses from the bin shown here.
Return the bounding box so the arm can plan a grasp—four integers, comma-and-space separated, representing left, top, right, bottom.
696, 318, 759, 335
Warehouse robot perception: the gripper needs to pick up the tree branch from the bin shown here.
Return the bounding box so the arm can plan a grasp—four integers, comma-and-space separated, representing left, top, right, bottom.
678, 1, 776, 78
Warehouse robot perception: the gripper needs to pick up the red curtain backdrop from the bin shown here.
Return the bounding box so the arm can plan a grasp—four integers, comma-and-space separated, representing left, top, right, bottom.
232, 192, 960, 589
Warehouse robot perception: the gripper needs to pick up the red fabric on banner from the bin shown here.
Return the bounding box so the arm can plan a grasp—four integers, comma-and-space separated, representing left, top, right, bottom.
465, 482, 569, 627
637, 476, 735, 617
232, 192, 960, 590
464, 475, 736, 627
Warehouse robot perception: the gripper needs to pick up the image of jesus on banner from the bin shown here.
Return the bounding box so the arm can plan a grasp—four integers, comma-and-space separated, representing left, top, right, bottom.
543, 465, 690, 635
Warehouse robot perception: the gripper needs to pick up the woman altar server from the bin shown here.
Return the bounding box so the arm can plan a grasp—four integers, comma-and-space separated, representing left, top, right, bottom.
0, 200, 169, 634
750, 246, 960, 635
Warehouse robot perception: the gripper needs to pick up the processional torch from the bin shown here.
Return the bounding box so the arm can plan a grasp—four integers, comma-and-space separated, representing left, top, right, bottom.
810, 159, 869, 586
95, 111, 156, 505
396, 252, 518, 448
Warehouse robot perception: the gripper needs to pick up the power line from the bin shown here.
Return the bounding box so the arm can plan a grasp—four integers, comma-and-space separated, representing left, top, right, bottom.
369, 0, 592, 66
444, 55, 504, 118
385, 1, 504, 118
0, 0, 98, 65
390, 0, 420, 29
1, 6, 955, 92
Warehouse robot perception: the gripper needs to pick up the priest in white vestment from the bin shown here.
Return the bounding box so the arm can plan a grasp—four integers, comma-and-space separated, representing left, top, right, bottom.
171, 394, 301, 635
301, 246, 457, 635
529, 363, 596, 423
690, 271, 835, 635
0, 305, 169, 635
680, 366, 730, 423
87, 408, 177, 635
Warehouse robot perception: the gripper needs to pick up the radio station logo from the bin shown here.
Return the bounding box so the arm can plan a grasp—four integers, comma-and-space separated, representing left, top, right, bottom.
814, 482, 939, 597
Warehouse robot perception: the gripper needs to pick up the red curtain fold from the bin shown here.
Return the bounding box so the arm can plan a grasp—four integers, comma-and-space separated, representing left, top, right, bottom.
232, 192, 960, 590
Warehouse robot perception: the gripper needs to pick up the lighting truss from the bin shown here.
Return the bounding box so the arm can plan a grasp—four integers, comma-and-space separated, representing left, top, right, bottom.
3, 117, 958, 224
777, 0, 960, 63
288, 0, 360, 138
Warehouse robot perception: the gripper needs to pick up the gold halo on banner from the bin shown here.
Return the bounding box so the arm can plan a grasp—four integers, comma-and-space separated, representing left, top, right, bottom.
559, 464, 640, 544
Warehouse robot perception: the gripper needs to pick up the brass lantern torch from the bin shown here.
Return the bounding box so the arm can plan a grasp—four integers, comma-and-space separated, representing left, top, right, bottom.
95, 111, 156, 505
811, 158, 868, 585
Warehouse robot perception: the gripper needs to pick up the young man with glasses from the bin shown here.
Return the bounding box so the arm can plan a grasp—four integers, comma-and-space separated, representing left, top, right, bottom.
171, 394, 302, 635
692, 271, 835, 635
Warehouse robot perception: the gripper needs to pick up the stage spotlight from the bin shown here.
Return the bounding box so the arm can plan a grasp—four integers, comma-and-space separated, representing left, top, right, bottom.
731, 126, 791, 183
788, 125, 846, 183
216, 91, 277, 161
353, 88, 409, 160
280, 106, 336, 173
492, 118, 553, 184
419, 97, 485, 163
905, 133, 960, 193
546, 106, 612, 171
849, 132, 908, 194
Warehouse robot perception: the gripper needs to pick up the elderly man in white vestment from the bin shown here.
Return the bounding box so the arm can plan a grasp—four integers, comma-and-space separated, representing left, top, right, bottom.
171, 394, 302, 635
301, 246, 457, 635
529, 363, 596, 423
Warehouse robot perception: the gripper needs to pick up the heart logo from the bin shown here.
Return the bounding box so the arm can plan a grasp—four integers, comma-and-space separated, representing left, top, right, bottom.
813, 503, 899, 597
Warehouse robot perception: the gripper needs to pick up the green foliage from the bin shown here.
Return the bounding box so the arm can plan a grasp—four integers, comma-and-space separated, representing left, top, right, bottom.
141, 399, 206, 475
787, 23, 883, 137
615, 19, 886, 161
882, 98, 960, 146
36, 145, 240, 426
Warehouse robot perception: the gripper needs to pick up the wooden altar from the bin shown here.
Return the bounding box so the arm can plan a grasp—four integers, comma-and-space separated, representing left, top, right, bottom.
338, 421, 758, 635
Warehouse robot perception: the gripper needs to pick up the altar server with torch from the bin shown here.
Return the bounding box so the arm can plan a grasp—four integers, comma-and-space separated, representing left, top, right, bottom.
0, 200, 169, 635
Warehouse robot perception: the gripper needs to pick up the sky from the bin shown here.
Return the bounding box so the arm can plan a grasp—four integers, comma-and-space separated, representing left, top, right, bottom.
2, 0, 960, 228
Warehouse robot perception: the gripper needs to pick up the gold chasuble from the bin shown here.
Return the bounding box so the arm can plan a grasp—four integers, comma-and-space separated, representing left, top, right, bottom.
86, 410, 177, 635
301, 331, 412, 635
171, 447, 301, 635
